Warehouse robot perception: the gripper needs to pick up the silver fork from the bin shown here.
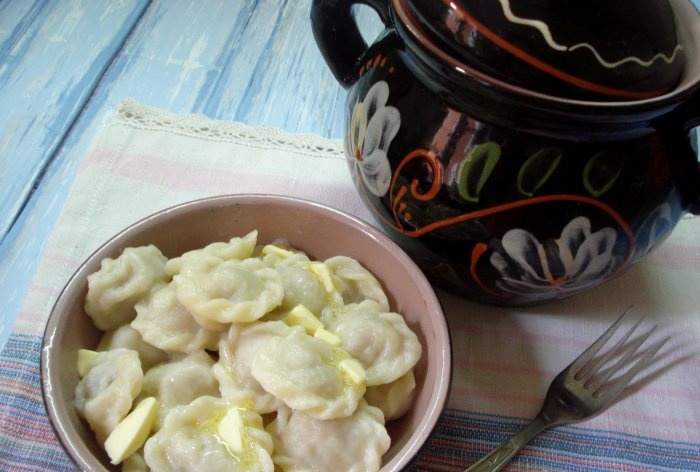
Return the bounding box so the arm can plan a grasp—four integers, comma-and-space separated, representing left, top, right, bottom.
465, 308, 668, 472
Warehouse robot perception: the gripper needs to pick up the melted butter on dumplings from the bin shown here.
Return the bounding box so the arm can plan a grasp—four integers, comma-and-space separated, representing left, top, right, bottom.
77, 230, 423, 472
329, 300, 422, 386
251, 329, 366, 420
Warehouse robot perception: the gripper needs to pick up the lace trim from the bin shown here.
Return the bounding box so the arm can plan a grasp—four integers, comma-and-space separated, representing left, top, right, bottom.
115, 99, 345, 159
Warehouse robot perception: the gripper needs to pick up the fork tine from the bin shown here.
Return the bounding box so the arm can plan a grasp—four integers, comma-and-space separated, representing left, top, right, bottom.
570, 306, 633, 378
577, 314, 643, 383
594, 334, 669, 401
586, 323, 655, 391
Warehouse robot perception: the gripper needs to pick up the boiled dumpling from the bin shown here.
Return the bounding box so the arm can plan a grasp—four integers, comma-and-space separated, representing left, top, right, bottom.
324, 256, 389, 311
268, 401, 390, 472
174, 255, 284, 329
74, 348, 143, 444
165, 231, 258, 276
251, 330, 365, 420
131, 282, 221, 353
138, 350, 219, 429
364, 370, 416, 421
329, 300, 421, 386
121, 451, 148, 472
97, 324, 168, 371
275, 266, 327, 315
213, 321, 295, 414
144, 396, 274, 472
85, 245, 169, 331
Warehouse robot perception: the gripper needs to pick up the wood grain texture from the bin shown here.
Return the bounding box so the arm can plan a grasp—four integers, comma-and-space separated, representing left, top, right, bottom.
0, 0, 350, 349
0, 0, 149, 240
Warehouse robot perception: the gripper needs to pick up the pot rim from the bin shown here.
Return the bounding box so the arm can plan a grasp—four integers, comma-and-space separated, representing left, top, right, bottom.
392, 0, 700, 111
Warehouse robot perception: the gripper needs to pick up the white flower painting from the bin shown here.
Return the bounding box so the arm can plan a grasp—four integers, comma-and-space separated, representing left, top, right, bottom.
345, 81, 401, 196
489, 216, 618, 299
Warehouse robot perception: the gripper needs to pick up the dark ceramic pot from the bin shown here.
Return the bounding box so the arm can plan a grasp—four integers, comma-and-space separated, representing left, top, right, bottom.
312, 0, 700, 306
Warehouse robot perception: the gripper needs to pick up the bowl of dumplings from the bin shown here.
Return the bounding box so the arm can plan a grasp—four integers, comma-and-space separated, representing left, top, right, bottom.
41, 194, 452, 472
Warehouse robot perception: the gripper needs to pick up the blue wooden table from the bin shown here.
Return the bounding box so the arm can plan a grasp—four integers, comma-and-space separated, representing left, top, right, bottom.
0, 0, 385, 350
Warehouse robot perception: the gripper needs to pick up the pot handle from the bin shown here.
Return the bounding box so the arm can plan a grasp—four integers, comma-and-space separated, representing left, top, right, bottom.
311, 0, 391, 88
656, 87, 700, 215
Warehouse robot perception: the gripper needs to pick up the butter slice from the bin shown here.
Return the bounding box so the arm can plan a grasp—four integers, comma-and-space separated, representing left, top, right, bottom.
104, 397, 159, 465
262, 244, 294, 258
218, 407, 245, 454
339, 358, 366, 384
287, 304, 323, 335
314, 327, 342, 347
77, 349, 100, 378
308, 262, 334, 292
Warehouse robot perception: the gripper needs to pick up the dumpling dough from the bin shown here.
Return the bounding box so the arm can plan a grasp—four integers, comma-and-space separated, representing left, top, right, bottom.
97, 324, 168, 371
275, 266, 327, 315
174, 255, 284, 329
329, 300, 421, 386
85, 245, 169, 331
132, 282, 221, 353
251, 330, 365, 420
324, 256, 389, 311
364, 370, 416, 421
164, 231, 258, 277
138, 350, 219, 429
213, 321, 295, 414
268, 401, 390, 472
74, 348, 143, 444
144, 396, 274, 472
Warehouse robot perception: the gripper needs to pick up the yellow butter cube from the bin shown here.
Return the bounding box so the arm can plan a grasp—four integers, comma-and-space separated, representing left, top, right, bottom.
307, 262, 334, 293
314, 327, 342, 347
286, 304, 323, 335
104, 397, 159, 465
77, 349, 100, 378
262, 244, 294, 258
339, 358, 366, 385
218, 407, 245, 454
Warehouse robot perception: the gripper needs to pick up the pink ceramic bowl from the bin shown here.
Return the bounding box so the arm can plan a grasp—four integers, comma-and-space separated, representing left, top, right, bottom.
41, 194, 452, 472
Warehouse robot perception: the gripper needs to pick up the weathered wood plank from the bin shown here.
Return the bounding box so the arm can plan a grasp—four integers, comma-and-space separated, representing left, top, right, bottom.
0, 0, 348, 349
0, 0, 45, 54
0, 0, 150, 242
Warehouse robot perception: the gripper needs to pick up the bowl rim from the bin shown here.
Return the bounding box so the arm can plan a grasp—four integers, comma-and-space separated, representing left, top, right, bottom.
40, 193, 453, 472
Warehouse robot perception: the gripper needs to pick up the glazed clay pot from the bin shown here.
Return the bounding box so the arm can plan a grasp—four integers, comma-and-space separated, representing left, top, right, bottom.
312, 0, 700, 306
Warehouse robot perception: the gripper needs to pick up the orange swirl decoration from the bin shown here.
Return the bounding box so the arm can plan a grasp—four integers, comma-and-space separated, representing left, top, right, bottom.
389, 148, 443, 227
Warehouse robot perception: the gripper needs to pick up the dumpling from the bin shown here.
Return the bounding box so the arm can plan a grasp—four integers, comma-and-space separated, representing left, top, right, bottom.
324, 256, 390, 311
251, 330, 365, 420
328, 300, 421, 386
275, 266, 327, 315
364, 370, 416, 421
74, 348, 143, 444
85, 245, 169, 331
174, 255, 284, 328
121, 451, 148, 472
268, 401, 390, 472
97, 324, 168, 371
138, 350, 219, 429
165, 231, 258, 276
131, 282, 221, 353
144, 396, 274, 472
213, 321, 295, 414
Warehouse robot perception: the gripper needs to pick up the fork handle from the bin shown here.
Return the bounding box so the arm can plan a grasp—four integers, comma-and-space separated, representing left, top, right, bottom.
464, 416, 550, 472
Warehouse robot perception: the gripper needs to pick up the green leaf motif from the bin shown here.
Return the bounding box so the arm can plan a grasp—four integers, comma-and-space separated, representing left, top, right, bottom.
517, 147, 562, 197
583, 150, 624, 197
457, 142, 501, 202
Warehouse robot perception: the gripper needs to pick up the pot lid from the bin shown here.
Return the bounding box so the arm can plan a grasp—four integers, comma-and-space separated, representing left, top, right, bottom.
394, 0, 686, 101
